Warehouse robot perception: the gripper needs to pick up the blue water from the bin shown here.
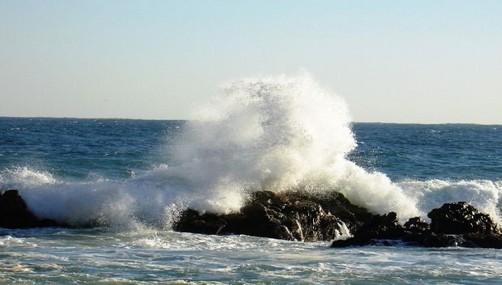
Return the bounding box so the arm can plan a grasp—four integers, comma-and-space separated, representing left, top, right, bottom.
3, 119, 500, 182
0, 118, 182, 180
350, 123, 502, 181
1, 117, 502, 284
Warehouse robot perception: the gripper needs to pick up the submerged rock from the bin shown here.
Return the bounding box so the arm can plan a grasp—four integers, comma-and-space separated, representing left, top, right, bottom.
0, 189, 61, 228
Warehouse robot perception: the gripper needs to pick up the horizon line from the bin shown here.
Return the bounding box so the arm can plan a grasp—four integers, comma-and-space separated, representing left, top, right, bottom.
1, 115, 500, 126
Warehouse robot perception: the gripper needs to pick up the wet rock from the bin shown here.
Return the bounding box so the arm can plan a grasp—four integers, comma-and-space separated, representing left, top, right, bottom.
333, 202, 502, 249
7, 188, 502, 249
359, 212, 404, 239
175, 193, 502, 248
0, 189, 61, 228
427, 202, 497, 234
331, 212, 405, 247
426, 202, 502, 248
416, 232, 466, 247
463, 232, 502, 249
404, 217, 430, 233
293, 191, 373, 233
174, 209, 227, 235
174, 190, 362, 242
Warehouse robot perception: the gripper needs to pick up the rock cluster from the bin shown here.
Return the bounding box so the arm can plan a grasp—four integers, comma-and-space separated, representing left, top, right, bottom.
331, 202, 502, 248
174, 190, 371, 242
175, 191, 502, 248
2, 188, 501, 249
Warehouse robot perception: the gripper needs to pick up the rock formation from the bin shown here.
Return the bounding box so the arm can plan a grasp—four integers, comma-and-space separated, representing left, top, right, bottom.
174, 190, 370, 242
332, 202, 502, 249
3, 188, 502, 249
0, 189, 61, 228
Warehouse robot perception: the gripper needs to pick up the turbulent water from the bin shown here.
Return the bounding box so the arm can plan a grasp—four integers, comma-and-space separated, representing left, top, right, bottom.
1, 74, 501, 284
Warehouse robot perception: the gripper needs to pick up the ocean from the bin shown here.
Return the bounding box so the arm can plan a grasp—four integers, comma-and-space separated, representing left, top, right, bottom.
1, 76, 502, 284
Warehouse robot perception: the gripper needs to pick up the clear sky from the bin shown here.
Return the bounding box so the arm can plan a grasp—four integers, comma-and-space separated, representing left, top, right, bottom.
1, 0, 501, 124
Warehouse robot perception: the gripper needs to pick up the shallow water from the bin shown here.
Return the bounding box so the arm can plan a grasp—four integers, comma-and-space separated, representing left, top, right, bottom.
1, 228, 501, 284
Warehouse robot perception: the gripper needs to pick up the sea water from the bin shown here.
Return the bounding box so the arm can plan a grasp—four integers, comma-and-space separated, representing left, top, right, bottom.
1, 74, 501, 284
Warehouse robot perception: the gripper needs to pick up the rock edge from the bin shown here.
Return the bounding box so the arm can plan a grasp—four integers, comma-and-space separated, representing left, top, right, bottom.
0, 189, 62, 228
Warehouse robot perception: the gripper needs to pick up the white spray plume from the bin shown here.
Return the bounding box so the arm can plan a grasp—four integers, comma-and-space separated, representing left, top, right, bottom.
11, 73, 436, 226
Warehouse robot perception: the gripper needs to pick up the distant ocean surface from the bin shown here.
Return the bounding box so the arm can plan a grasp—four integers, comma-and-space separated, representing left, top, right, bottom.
1, 75, 501, 284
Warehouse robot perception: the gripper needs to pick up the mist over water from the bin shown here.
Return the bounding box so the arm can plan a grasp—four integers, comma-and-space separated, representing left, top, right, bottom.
1, 74, 501, 228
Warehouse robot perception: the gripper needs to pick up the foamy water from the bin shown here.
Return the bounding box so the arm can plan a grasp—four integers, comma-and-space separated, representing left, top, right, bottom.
1, 228, 501, 284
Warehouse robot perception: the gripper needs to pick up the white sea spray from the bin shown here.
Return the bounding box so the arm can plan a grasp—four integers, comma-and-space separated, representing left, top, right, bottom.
167, 73, 421, 219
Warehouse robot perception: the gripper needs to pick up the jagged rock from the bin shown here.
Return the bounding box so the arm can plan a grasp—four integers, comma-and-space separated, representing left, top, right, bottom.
404, 217, 430, 233
359, 212, 404, 239
291, 191, 373, 232
425, 202, 502, 248
0, 189, 61, 228
427, 202, 497, 234
174, 190, 362, 242
5, 188, 502, 249
331, 212, 405, 247
174, 209, 227, 235
333, 202, 502, 249
175, 193, 502, 248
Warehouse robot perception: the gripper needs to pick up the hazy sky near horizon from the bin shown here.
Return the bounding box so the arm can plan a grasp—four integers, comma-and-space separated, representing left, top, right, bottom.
1, 0, 501, 124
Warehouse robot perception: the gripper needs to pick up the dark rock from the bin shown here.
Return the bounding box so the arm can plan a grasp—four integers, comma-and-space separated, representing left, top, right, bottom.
333, 202, 502, 249
175, 191, 502, 249
174, 209, 227, 235
404, 217, 430, 233
463, 232, 502, 249
293, 191, 373, 233
331, 235, 373, 247
0, 189, 61, 228
174, 190, 359, 241
416, 232, 466, 247
411, 203, 502, 248
331, 212, 405, 247
8, 187, 502, 249
359, 212, 404, 239
173, 192, 502, 249
428, 202, 497, 235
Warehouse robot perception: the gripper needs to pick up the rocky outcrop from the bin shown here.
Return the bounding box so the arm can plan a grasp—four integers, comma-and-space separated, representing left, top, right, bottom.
0, 189, 61, 228
3, 188, 502, 249
428, 202, 496, 234
329, 212, 405, 247
174, 190, 371, 242
176, 193, 502, 248
332, 202, 502, 249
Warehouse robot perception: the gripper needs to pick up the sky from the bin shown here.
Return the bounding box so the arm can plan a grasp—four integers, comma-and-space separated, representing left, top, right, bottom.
1, 0, 501, 124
